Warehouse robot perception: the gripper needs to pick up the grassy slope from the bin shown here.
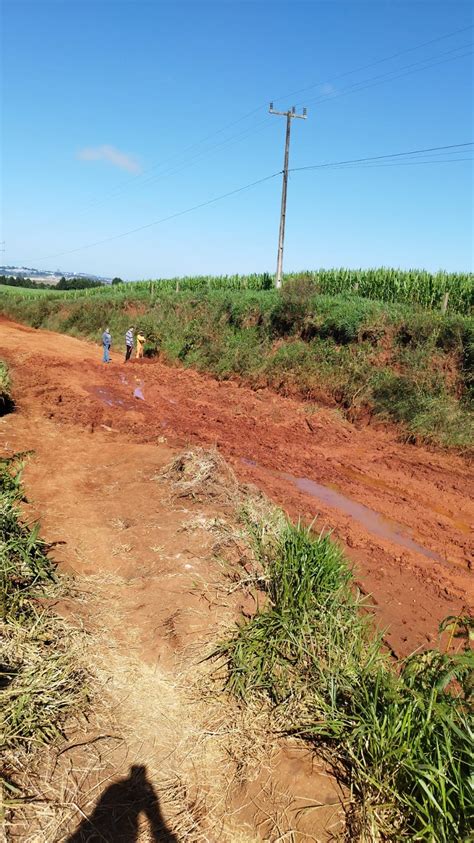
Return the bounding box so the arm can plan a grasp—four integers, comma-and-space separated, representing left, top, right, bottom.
0, 280, 473, 449
218, 505, 474, 841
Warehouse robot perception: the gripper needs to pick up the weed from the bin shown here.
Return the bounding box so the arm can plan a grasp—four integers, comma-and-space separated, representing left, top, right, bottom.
216, 515, 474, 841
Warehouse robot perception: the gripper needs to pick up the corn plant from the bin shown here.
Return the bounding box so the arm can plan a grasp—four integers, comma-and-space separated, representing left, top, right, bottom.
1, 269, 472, 313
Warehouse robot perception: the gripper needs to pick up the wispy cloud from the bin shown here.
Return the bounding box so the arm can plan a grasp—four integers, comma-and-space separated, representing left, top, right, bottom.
318, 83, 337, 97
77, 144, 142, 173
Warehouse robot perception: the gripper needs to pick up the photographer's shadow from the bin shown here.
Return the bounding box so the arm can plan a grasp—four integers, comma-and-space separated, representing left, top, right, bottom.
67, 764, 178, 842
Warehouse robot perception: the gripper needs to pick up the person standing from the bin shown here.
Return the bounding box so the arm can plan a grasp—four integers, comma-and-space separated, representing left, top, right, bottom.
136, 330, 146, 359
102, 327, 112, 363
124, 326, 134, 362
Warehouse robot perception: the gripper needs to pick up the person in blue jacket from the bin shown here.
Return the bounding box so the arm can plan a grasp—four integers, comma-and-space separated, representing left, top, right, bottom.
102, 327, 112, 363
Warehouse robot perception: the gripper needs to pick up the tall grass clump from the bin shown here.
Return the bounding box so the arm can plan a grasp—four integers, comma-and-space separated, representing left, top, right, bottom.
217, 511, 474, 841
0, 452, 87, 781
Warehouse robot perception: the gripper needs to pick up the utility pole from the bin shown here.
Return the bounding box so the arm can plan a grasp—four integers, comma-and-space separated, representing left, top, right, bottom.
269, 103, 307, 288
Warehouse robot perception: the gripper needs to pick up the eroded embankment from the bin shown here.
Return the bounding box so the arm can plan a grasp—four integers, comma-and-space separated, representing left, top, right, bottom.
1, 283, 473, 449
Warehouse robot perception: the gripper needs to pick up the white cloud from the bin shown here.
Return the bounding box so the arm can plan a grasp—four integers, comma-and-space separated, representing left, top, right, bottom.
319, 83, 337, 97
77, 144, 141, 173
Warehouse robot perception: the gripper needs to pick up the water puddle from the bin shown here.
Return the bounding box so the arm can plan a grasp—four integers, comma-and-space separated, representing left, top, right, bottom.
133, 379, 145, 401
85, 384, 140, 411
85, 386, 127, 409
241, 458, 443, 563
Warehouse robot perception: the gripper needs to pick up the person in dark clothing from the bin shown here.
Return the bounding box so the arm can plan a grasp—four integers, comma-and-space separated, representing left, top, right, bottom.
125, 326, 134, 362
102, 327, 112, 363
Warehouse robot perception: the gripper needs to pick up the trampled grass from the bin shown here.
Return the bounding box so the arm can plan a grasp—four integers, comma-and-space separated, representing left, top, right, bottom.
216, 510, 474, 841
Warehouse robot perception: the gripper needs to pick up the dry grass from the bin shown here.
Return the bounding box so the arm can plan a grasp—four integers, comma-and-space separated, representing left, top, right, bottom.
111, 542, 132, 556
110, 517, 131, 531
158, 447, 240, 506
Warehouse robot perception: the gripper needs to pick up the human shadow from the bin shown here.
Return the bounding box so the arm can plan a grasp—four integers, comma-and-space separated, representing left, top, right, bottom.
66, 764, 178, 842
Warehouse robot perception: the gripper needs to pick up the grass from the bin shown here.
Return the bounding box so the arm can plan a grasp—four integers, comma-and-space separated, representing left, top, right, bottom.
1, 281, 472, 449
0, 450, 87, 785
216, 507, 474, 841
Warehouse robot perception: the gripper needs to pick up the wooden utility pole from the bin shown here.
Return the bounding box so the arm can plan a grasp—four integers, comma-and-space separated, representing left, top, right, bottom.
269, 104, 307, 288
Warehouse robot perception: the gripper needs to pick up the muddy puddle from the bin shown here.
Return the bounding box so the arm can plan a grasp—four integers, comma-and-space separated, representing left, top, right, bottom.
85, 385, 128, 409
242, 459, 443, 563
85, 385, 139, 411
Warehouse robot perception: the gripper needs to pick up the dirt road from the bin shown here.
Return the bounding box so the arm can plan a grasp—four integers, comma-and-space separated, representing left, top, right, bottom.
1, 316, 472, 657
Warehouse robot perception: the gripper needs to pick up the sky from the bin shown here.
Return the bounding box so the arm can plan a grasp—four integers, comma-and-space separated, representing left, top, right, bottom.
1, 0, 473, 279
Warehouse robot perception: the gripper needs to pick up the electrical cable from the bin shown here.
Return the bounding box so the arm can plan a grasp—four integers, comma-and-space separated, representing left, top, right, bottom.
290, 142, 474, 172
65, 24, 474, 215
71, 43, 472, 220
28, 171, 283, 263
28, 141, 472, 264
294, 45, 473, 109
272, 23, 473, 103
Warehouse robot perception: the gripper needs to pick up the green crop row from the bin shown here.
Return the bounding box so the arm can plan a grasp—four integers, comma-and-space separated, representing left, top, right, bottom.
2, 268, 472, 314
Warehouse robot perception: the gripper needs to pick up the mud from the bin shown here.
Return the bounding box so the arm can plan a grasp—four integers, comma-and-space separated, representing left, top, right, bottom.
243, 459, 443, 563
0, 316, 472, 657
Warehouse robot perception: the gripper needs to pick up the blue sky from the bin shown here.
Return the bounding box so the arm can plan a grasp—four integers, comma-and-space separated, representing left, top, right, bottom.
2, 0, 473, 279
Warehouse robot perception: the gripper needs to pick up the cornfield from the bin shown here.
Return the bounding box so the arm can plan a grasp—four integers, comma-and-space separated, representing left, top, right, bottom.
1, 268, 472, 313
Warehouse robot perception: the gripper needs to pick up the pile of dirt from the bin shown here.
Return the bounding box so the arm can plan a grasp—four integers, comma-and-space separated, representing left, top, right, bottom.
160, 446, 241, 506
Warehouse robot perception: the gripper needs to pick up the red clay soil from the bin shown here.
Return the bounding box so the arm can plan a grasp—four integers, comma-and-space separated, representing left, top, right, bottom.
1, 317, 473, 657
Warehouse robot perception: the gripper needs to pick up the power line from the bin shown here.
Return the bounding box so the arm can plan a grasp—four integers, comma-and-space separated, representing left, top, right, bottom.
27, 142, 472, 265
302, 157, 473, 173
60, 24, 474, 217
73, 116, 274, 219
74, 105, 268, 216
290, 143, 474, 173
28, 171, 282, 263
294, 45, 473, 110
272, 23, 473, 104
69, 43, 472, 221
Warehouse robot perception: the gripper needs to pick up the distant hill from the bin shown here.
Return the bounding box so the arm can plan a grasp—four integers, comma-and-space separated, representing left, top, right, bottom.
0, 266, 112, 285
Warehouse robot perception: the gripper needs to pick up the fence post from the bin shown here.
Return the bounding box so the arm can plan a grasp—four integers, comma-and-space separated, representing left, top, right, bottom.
441, 292, 449, 314
176, 280, 180, 293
